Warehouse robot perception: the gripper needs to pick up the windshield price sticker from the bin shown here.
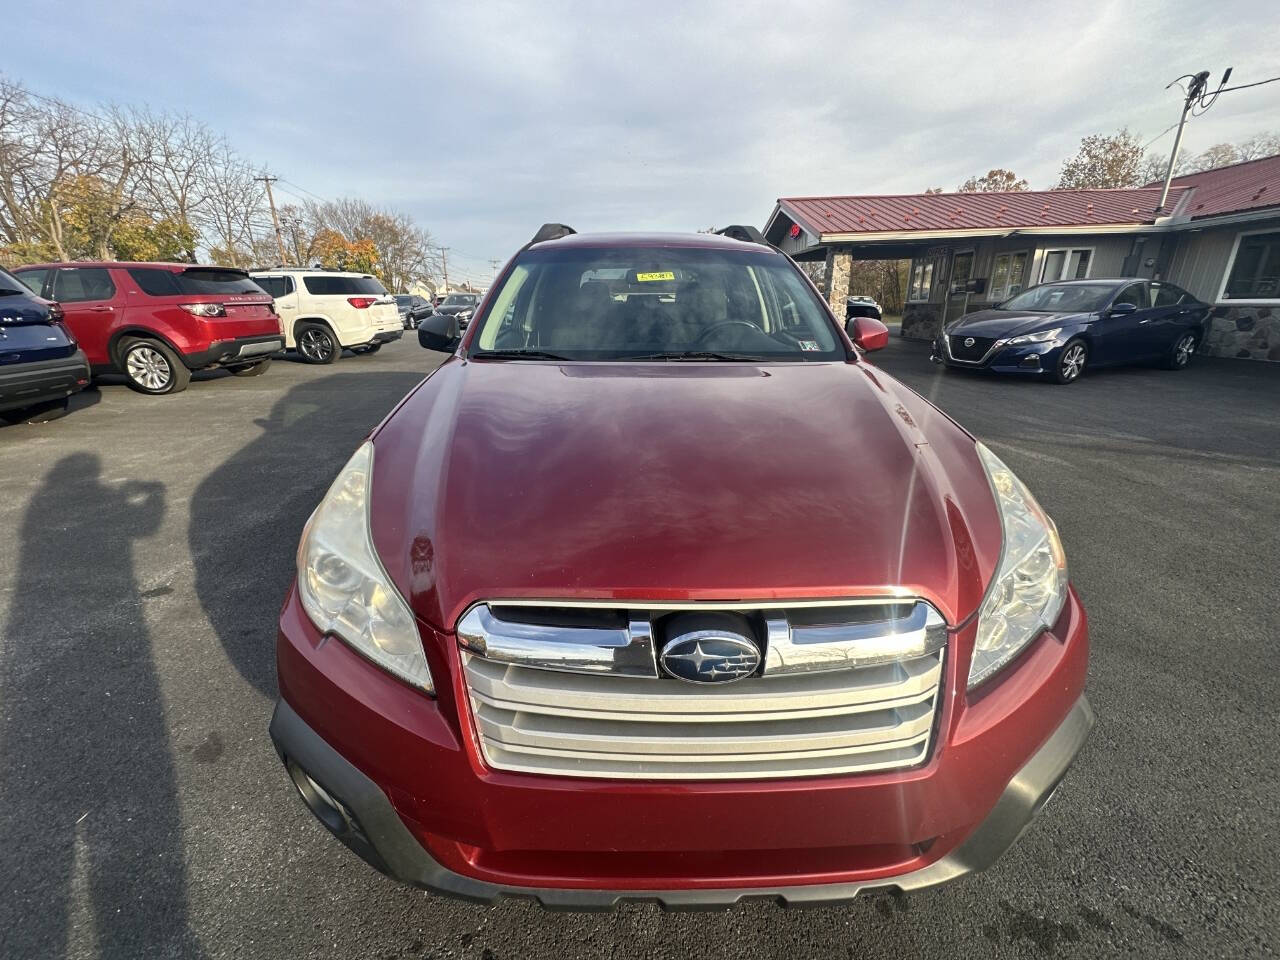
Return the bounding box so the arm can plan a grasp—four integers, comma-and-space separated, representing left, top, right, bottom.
635, 271, 675, 282
799, 340, 821, 351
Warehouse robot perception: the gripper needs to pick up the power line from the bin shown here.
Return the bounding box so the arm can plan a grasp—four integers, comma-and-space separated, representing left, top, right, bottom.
1217, 76, 1280, 94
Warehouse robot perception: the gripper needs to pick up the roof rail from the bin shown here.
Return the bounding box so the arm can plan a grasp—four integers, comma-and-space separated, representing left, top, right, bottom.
530, 223, 576, 244
716, 225, 768, 245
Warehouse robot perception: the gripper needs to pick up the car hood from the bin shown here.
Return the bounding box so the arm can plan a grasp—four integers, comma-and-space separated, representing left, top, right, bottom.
946, 309, 1088, 339
369, 359, 1004, 631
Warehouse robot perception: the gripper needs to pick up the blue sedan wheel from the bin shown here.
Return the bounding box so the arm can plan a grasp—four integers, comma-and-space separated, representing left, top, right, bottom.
1166, 332, 1197, 370
1054, 340, 1088, 384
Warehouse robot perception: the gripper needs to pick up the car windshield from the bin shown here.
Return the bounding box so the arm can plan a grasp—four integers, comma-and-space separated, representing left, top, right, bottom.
394, 295, 412, 306
470, 245, 843, 361
442, 294, 477, 306
1000, 283, 1118, 313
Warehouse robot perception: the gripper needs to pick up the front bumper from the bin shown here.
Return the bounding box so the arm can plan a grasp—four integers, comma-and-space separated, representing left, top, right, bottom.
0, 350, 91, 413
270, 692, 1092, 909
182, 334, 284, 370
271, 585, 1091, 907
932, 335, 1065, 375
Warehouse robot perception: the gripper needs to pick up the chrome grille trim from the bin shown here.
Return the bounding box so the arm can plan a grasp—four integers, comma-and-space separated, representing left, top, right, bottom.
458, 599, 947, 781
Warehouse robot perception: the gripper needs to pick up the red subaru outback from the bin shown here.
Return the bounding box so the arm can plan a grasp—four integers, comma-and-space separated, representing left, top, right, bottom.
270, 225, 1092, 908
13, 262, 283, 394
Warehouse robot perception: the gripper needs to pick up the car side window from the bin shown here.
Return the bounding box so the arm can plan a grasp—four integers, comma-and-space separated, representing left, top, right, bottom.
53, 267, 117, 303
1153, 283, 1185, 307
12, 268, 49, 296
1112, 283, 1145, 309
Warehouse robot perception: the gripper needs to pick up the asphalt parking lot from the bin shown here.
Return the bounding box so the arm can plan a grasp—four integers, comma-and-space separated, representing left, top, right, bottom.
1, 338, 1277, 959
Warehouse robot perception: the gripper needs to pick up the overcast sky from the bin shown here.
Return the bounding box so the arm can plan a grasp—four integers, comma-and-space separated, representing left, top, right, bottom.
11, 0, 1280, 283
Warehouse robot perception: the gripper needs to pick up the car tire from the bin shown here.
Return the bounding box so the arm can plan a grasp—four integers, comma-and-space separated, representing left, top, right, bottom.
121, 338, 191, 395
296, 323, 340, 364
1165, 331, 1198, 370
1053, 338, 1088, 385
1, 396, 70, 425
231, 358, 272, 377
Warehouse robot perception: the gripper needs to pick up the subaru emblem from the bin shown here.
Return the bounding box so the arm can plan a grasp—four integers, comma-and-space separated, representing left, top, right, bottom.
964, 336, 975, 348
659, 632, 760, 684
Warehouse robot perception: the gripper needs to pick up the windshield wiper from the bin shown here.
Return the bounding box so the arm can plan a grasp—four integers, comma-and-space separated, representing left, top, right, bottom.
472, 349, 576, 361
623, 350, 767, 362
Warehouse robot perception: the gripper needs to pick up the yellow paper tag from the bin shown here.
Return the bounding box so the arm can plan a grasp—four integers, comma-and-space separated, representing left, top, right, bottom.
635, 271, 675, 282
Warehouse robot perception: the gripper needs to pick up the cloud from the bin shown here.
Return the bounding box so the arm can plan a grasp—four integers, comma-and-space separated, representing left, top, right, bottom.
10, 0, 1280, 268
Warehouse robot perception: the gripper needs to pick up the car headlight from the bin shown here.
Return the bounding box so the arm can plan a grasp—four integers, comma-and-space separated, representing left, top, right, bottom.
969, 443, 1068, 689
1005, 327, 1062, 347
296, 442, 433, 694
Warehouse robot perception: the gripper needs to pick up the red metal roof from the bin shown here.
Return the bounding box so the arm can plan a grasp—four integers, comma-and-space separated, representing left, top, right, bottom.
777, 187, 1188, 238
1162, 153, 1280, 219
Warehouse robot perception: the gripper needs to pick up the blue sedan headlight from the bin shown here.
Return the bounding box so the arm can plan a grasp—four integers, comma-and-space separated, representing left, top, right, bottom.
1004, 327, 1062, 347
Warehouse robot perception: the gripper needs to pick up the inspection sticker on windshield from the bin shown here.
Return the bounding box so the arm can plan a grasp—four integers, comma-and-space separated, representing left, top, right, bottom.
635, 271, 675, 282
799, 340, 821, 351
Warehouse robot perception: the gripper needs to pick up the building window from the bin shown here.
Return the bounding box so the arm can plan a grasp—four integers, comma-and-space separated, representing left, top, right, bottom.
908, 261, 934, 301
989, 251, 1029, 301
1040, 248, 1093, 283
1221, 230, 1280, 302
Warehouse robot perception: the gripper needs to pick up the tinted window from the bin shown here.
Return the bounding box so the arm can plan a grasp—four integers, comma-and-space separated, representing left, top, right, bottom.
1223, 231, 1280, 300
303, 275, 388, 296
1152, 283, 1184, 307
394, 295, 413, 306
8, 267, 47, 296
471, 245, 842, 361
53, 268, 117, 303
253, 276, 295, 298
1112, 283, 1146, 309
1000, 282, 1117, 313
128, 267, 262, 296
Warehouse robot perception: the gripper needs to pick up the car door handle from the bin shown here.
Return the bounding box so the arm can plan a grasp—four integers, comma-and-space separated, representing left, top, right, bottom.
1139, 318, 1152, 324
88, 305, 114, 312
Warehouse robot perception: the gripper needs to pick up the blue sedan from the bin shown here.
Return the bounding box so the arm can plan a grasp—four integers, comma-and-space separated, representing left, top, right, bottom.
931, 279, 1210, 384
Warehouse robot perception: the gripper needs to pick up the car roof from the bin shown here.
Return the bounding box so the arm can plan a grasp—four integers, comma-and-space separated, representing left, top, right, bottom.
248, 268, 375, 278
529, 231, 782, 253
1038, 278, 1129, 287
15, 261, 235, 271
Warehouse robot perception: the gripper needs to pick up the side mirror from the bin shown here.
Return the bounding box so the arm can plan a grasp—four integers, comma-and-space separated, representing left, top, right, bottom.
418, 312, 461, 352
846, 315, 889, 352
1108, 301, 1138, 317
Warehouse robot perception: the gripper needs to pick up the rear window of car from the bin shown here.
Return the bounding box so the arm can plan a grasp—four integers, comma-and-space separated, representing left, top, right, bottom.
302, 275, 387, 296
1, 266, 32, 295
129, 267, 263, 296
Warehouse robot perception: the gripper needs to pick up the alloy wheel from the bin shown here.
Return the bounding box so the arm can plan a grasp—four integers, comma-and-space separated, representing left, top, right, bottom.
126, 346, 173, 391
299, 329, 333, 362
1060, 343, 1086, 382
1174, 334, 1196, 367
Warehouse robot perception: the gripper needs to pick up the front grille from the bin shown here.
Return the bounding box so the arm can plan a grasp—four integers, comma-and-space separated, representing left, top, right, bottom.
949, 334, 994, 361
458, 601, 946, 781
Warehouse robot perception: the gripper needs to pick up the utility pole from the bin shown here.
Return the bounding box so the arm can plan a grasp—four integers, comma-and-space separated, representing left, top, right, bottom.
1157, 68, 1231, 211
489, 259, 501, 282
256, 174, 289, 265
285, 216, 305, 266
440, 246, 450, 293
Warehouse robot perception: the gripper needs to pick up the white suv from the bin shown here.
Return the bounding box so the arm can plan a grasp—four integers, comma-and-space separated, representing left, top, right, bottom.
250, 269, 403, 364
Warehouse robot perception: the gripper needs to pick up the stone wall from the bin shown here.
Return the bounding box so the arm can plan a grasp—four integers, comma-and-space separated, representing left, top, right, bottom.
1201, 305, 1280, 361
823, 249, 853, 316
901, 302, 942, 341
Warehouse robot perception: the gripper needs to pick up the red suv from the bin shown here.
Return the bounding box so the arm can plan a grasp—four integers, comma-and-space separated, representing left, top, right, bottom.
269, 225, 1092, 908
13, 262, 283, 394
